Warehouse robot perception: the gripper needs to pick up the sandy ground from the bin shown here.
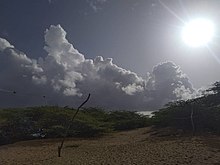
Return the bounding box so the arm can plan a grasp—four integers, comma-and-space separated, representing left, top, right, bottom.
0, 127, 220, 165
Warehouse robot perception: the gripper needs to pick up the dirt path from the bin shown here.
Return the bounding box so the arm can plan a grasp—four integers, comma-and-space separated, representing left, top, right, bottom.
0, 127, 220, 165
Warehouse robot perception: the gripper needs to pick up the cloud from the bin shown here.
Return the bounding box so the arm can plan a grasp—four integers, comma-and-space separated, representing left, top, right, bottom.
87, 0, 107, 12
145, 61, 195, 108
0, 25, 198, 110
0, 38, 14, 51
42, 25, 84, 96
122, 83, 144, 95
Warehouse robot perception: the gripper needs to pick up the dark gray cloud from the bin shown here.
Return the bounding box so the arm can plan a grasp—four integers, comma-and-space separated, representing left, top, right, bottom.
145, 61, 197, 108
0, 25, 198, 110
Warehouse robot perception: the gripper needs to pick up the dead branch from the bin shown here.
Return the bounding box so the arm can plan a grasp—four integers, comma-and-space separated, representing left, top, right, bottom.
190, 106, 195, 136
58, 93, 91, 157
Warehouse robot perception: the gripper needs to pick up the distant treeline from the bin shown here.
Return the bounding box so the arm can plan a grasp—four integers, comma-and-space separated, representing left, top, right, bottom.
0, 107, 150, 145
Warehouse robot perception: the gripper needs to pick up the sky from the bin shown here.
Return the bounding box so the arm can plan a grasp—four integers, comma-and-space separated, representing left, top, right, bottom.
0, 0, 220, 110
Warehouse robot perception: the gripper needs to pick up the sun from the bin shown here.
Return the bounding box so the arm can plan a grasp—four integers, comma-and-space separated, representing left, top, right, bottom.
181, 18, 215, 47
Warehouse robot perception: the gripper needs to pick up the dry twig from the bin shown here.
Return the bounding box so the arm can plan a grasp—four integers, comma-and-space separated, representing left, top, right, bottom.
58, 93, 91, 157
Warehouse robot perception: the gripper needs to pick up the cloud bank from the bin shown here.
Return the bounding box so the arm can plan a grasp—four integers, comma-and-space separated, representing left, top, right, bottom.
0, 25, 197, 110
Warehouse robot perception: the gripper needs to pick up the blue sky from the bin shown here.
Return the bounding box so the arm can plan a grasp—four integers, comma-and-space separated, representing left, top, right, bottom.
1, 0, 219, 87
0, 0, 220, 109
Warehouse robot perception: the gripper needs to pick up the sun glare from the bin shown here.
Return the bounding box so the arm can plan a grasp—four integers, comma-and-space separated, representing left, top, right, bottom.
181, 18, 215, 47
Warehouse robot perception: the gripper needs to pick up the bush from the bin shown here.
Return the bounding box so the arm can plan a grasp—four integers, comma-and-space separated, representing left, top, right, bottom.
106, 111, 150, 131
0, 107, 150, 145
151, 100, 220, 134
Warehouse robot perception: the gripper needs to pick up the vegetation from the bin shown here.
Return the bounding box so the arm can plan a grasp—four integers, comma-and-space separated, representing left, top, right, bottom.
151, 81, 220, 134
1, 81, 220, 145
0, 107, 150, 145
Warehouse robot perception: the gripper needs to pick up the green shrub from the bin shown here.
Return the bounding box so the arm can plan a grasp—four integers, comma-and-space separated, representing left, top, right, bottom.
106, 111, 150, 131
0, 106, 150, 145
151, 100, 220, 134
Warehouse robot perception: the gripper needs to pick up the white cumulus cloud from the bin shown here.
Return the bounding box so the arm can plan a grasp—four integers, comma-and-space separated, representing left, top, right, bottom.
0, 38, 14, 51
0, 25, 198, 110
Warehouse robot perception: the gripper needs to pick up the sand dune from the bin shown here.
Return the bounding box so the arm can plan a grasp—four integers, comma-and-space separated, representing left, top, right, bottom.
0, 127, 220, 165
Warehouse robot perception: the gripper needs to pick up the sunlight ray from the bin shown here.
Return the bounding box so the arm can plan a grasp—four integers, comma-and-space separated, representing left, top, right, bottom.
178, 0, 190, 20
158, 0, 185, 24
206, 45, 220, 64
